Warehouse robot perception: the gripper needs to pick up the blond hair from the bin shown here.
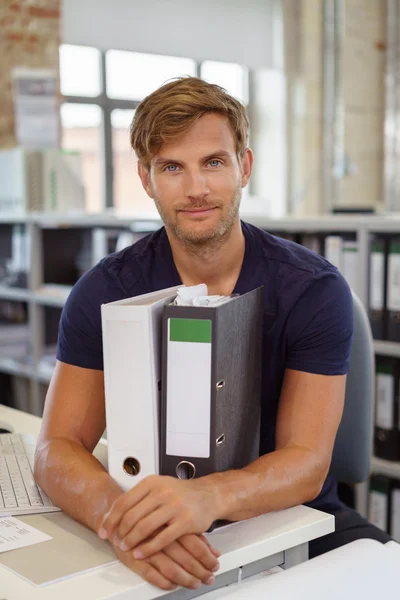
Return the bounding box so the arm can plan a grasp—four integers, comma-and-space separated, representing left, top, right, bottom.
130, 76, 249, 169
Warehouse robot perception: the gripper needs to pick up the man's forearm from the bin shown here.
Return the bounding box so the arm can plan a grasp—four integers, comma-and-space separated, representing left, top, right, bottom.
34, 439, 123, 532
205, 446, 327, 522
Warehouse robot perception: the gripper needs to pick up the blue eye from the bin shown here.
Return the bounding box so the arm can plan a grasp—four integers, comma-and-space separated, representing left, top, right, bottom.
209, 159, 221, 167
165, 164, 178, 172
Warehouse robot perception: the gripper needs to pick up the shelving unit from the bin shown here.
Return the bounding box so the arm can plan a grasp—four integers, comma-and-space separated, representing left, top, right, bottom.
1, 210, 400, 518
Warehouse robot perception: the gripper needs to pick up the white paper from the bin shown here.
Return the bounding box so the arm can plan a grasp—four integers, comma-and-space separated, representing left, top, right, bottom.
0, 516, 52, 553
174, 284, 208, 305
12, 68, 59, 149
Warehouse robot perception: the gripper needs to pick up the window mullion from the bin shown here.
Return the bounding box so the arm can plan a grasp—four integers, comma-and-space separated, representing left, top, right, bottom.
101, 51, 114, 209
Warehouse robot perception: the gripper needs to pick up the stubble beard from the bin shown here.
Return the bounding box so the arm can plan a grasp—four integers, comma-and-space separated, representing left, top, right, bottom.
153, 184, 243, 252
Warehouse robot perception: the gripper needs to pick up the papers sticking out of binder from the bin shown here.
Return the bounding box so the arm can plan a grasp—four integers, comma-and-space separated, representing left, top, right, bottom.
160, 285, 264, 481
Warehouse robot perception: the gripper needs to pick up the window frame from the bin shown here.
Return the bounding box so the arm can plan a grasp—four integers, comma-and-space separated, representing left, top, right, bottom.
61, 48, 252, 209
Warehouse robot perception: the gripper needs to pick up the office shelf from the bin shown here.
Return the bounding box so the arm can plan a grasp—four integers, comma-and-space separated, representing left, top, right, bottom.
36, 361, 54, 384
373, 340, 400, 358
0, 286, 31, 302
371, 457, 400, 479
0, 357, 34, 379
2, 210, 400, 518
33, 285, 72, 308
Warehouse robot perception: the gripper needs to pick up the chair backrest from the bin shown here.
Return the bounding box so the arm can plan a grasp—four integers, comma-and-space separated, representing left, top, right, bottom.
329, 291, 374, 483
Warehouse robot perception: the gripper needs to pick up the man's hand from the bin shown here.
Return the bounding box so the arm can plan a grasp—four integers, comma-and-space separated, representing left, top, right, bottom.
113, 533, 220, 590
98, 475, 221, 558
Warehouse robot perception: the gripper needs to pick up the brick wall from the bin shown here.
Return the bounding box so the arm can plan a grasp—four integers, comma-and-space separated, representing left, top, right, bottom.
0, 0, 61, 148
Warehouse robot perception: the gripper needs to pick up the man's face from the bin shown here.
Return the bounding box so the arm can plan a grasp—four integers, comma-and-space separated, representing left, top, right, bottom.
138, 113, 252, 246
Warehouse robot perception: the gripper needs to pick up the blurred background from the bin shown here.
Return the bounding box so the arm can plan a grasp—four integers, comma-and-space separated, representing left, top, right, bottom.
0, 0, 392, 218
0, 0, 400, 543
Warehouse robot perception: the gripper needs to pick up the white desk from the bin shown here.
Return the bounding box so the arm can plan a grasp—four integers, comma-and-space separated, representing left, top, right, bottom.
0, 404, 334, 599
204, 539, 400, 599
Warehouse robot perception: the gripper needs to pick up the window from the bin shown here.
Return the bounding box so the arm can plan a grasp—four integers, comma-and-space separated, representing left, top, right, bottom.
106, 51, 196, 101
61, 103, 103, 213
111, 109, 154, 214
59, 46, 259, 214
60, 45, 102, 97
201, 61, 249, 105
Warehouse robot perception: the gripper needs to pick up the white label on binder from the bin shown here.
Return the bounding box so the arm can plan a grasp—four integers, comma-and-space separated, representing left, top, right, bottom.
370, 250, 384, 310
376, 373, 394, 429
392, 489, 400, 543
369, 490, 387, 531
166, 320, 211, 458
388, 252, 400, 311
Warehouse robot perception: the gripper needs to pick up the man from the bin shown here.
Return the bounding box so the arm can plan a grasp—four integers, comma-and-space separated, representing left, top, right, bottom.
34, 77, 390, 592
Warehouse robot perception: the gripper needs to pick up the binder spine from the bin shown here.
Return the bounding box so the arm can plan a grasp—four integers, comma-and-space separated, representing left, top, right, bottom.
374, 357, 400, 462
160, 287, 263, 480
387, 237, 400, 341
369, 475, 391, 533
160, 306, 216, 479
368, 237, 386, 340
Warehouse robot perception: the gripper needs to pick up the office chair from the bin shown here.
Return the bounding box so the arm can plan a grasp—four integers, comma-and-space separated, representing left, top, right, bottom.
329, 291, 374, 484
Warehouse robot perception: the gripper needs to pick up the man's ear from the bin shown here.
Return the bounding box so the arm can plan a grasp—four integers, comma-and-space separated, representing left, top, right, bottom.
240, 148, 254, 188
137, 162, 153, 198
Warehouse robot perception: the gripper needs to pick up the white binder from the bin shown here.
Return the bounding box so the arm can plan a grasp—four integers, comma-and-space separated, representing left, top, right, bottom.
101, 286, 181, 491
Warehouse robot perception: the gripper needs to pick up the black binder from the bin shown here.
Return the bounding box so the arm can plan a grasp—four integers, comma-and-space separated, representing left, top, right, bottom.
387, 236, 400, 341
159, 287, 263, 480
374, 357, 400, 462
368, 235, 387, 340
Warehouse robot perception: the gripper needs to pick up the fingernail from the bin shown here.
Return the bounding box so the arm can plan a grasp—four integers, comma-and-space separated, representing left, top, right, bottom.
120, 541, 128, 551
206, 576, 215, 586
133, 550, 143, 559
112, 534, 120, 546
191, 581, 201, 589
98, 528, 108, 539
212, 563, 220, 572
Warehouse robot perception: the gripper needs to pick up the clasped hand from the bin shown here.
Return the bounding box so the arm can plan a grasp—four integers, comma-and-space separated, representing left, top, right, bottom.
98, 474, 219, 556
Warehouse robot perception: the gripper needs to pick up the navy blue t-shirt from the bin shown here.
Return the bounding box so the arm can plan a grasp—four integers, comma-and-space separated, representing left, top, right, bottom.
57, 221, 353, 511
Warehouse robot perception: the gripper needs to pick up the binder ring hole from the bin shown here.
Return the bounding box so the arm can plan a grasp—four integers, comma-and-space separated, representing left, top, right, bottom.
216, 380, 225, 390
123, 457, 141, 477
176, 461, 196, 480
216, 434, 225, 446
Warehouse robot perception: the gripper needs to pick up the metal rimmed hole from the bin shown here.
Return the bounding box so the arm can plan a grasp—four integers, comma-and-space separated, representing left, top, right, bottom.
123, 457, 141, 476
216, 434, 225, 446
176, 461, 196, 479
216, 380, 225, 390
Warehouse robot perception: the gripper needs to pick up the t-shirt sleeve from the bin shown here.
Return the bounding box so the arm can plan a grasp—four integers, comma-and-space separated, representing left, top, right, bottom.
56, 265, 106, 370
285, 269, 354, 375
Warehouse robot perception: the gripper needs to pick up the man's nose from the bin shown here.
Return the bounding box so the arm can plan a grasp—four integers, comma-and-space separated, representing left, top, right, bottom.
184, 170, 210, 199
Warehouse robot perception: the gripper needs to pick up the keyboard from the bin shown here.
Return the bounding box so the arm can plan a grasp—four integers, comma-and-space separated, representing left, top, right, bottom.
0, 433, 61, 517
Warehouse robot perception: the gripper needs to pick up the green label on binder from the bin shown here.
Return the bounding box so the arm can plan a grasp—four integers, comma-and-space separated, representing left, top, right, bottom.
169, 318, 212, 343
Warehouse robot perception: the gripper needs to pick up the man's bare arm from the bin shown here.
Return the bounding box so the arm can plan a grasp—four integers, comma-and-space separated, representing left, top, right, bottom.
34, 360, 220, 590
34, 361, 120, 530
215, 369, 346, 520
